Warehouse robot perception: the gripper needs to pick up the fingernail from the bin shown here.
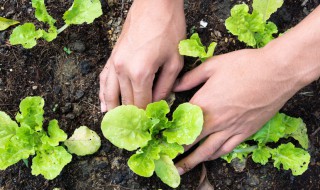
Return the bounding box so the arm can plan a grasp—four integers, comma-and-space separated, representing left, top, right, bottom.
101, 103, 107, 113
177, 167, 184, 175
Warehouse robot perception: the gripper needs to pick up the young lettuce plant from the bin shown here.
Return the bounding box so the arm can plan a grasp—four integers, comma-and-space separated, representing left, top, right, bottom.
9, 0, 102, 49
0, 17, 19, 31
179, 33, 217, 62
101, 100, 203, 188
0, 96, 101, 179
222, 113, 310, 176
225, 0, 283, 48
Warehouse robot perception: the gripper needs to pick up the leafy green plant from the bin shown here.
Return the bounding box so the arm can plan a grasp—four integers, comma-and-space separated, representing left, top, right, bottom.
0, 17, 19, 31
225, 0, 283, 48
222, 113, 310, 176
9, 0, 102, 49
63, 47, 72, 55
179, 33, 217, 62
0, 96, 101, 179
101, 100, 203, 188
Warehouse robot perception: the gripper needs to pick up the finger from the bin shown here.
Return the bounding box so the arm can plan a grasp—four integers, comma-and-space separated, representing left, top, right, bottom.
118, 75, 134, 105
99, 63, 110, 112
104, 64, 120, 111
131, 74, 154, 108
209, 134, 246, 160
175, 131, 229, 175
173, 60, 212, 92
153, 56, 183, 101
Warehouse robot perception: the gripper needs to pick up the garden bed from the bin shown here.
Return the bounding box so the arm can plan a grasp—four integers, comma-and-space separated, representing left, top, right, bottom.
0, 0, 319, 189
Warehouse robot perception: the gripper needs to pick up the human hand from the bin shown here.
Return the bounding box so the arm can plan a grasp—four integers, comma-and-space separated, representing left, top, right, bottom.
173, 47, 308, 175
99, 0, 185, 112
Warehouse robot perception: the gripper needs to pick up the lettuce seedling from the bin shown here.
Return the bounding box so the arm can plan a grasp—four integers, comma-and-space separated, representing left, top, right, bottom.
101, 100, 203, 188
179, 33, 217, 62
225, 0, 283, 48
0, 96, 101, 179
9, 0, 102, 49
221, 113, 310, 176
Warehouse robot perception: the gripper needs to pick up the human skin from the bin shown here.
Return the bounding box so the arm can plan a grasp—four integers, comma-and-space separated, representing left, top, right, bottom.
174, 6, 320, 175
99, 0, 185, 111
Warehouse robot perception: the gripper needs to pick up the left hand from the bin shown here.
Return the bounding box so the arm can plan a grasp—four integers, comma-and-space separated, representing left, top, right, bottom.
173, 47, 306, 175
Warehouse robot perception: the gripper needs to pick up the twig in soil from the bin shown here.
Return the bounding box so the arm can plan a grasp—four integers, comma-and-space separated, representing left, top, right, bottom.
311, 127, 320, 137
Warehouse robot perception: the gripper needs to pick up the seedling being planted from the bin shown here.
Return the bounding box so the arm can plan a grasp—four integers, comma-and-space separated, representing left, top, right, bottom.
225, 0, 283, 48
101, 100, 203, 188
0, 96, 101, 180
9, 0, 102, 49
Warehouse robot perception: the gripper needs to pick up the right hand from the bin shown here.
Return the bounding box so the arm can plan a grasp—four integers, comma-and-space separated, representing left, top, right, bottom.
99, 0, 186, 112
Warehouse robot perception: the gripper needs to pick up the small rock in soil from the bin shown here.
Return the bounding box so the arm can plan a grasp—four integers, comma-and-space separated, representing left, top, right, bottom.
75, 90, 84, 100
128, 181, 140, 189
79, 60, 92, 75
225, 178, 232, 186
73, 103, 83, 116
0, 31, 7, 44
230, 158, 247, 172
53, 86, 61, 94
70, 41, 86, 53
246, 174, 260, 187
111, 172, 124, 184
60, 103, 72, 113
66, 113, 75, 120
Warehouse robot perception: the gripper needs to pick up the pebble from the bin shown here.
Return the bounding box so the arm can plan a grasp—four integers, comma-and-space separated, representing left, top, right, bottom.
75, 90, 84, 100
225, 178, 232, 186
66, 113, 75, 120
53, 86, 61, 94
70, 41, 86, 53
247, 174, 260, 186
79, 60, 92, 75
61, 103, 72, 114
32, 86, 38, 90
73, 103, 83, 116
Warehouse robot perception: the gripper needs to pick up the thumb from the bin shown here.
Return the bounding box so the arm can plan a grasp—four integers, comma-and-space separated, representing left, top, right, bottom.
173, 61, 213, 92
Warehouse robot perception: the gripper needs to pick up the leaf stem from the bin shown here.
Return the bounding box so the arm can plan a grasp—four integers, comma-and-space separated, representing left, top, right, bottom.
57, 24, 69, 34
233, 145, 258, 154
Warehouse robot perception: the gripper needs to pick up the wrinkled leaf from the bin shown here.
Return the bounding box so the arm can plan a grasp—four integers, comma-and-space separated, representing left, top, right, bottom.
64, 126, 101, 156
221, 143, 253, 163
253, 0, 284, 21
101, 105, 152, 151
158, 139, 184, 159
0, 17, 19, 31
163, 103, 203, 145
252, 145, 273, 165
9, 23, 44, 49
0, 112, 18, 149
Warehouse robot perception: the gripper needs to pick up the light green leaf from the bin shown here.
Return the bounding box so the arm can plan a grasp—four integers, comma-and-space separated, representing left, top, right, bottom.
154, 155, 180, 188
41, 120, 67, 147
254, 21, 278, 48
225, 4, 265, 47
9, 23, 44, 49
31, 146, 72, 180
64, 126, 101, 156
163, 103, 203, 145
0, 17, 19, 31
179, 38, 206, 58
158, 139, 184, 159
101, 105, 152, 151
0, 112, 18, 149
283, 115, 309, 149
271, 143, 310, 176
251, 113, 286, 144
221, 143, 253, 163
63, 0, 102, 25
15, 96, 44, 131
252, 145, 273, 165
253, 0, 284, 21
146, 100, 170, 134
128, 140, 160, 177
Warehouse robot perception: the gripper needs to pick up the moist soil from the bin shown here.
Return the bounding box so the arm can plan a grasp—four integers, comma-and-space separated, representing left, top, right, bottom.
0, 0, 319, 189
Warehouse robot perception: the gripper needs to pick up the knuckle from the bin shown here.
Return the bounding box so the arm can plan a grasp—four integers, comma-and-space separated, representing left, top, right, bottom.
113, 60, 126, 74
168, 62, 183, 74
220, 145, 234, 155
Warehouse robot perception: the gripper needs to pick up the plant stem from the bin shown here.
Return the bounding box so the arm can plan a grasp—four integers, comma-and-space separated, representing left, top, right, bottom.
57, 24, 69, 34
233, 145, 258, 154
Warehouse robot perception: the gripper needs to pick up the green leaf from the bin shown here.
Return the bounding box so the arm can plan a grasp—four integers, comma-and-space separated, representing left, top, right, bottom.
254, 21, 278, 48
101, 105, 152, 151
0, 112, 18, 149
15, 96, 44, 131
251, 113, 286, 144
163, 103, 203, 145
64, 126, 101, 156
271, 143, 310, 176
158, 139, 184, 159
179, 38, 206, 58
128, 140, 160, 177
221, 143, 253, 163
146, 100, 170, 134
63, 0, 102, 25
32, 0, 56, 26
225, 4, 265, 47
31, 146, 72, 180
9, 23, 44, 49
0, 17, 19, 31
154, 155, 180, 188
252, 145, 273, 165
282, 115, 309, 149
41, 120, 67, 147
252, 0, 284, 21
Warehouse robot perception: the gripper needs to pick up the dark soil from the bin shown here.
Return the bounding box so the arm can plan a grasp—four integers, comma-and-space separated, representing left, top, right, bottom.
0, 0, 319, 189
